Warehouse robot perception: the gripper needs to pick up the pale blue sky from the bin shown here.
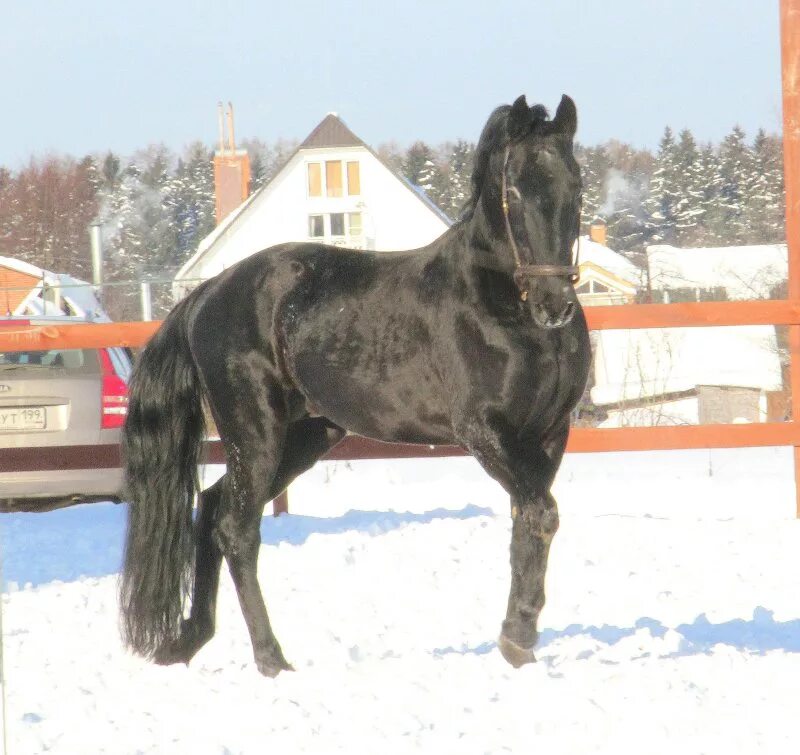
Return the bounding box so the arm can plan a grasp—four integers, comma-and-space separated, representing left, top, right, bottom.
0, 0, 782, 167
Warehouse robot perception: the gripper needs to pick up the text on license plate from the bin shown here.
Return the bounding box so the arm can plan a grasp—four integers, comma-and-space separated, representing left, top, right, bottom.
0, 406, 47, 431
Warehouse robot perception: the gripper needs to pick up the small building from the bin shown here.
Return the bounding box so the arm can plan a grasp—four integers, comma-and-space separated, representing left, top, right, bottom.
0, 256, 106, 320
646, 243, 788, 301
573, 226, 639, 306
591, 325, 783, 427
175, 113, 451, 294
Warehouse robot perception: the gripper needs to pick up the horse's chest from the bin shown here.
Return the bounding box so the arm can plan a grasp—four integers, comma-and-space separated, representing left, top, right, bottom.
490, 323, 590, 429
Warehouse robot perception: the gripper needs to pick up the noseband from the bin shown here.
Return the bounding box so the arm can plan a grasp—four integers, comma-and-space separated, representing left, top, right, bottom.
501, 146, 580, 302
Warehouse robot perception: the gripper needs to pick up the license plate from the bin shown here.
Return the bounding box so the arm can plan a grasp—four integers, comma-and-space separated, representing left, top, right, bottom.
0, 406, 46, 431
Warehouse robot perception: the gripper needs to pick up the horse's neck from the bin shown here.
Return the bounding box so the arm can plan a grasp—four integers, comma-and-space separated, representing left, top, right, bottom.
461, 201, 517, 274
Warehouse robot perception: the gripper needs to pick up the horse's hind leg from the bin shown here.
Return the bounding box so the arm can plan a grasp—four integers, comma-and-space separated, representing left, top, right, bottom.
153, 416, 345, 669
217, 415, 345, 676
154, 476, 225, 666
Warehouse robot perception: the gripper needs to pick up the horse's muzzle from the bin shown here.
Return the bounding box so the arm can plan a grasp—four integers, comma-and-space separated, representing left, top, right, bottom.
531, 300, 576, 329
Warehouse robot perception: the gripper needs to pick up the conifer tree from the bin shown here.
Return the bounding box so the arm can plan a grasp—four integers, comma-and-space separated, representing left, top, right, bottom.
576, 144, 610, 231
442, 139, 473, 219
672, 129, 705, 245
164, 142, 215, 266
717, 125, 752, 243
402, 141, 435, 187
643, 127, 682, 244
746, 129, 784, 244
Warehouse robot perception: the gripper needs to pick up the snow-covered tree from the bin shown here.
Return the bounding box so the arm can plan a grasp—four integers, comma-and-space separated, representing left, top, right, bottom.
716, 125, 752, 244
745, 129, 784, 244
643, 127, 682, 244
576, 144, 610, 231
164, 142, 215, 266
442, 139, 473, 219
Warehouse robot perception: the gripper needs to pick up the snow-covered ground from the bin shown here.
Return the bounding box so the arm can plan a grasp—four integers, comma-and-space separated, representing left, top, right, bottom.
1, 448, 800, 754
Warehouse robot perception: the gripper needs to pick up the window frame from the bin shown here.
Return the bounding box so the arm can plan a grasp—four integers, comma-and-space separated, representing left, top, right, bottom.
306, 159, 361, 198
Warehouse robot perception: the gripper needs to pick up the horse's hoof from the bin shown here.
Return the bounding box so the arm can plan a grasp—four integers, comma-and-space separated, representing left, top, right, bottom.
498, 634, 537, 668
256, 658, 295, 677
153, 643, 191, 666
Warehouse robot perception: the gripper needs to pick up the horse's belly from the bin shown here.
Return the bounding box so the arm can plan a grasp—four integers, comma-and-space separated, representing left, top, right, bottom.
289, 350, 453, 445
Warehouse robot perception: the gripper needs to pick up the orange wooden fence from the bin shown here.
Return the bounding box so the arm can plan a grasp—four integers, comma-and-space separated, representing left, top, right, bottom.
3, 303, 800, 514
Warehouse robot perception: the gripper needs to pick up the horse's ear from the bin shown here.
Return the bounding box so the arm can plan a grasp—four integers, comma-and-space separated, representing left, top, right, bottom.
554, 95, 577, 138
508, 95, 530, 140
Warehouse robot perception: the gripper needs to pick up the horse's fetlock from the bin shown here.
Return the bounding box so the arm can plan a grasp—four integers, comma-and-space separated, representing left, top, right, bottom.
517, 503, 559, 539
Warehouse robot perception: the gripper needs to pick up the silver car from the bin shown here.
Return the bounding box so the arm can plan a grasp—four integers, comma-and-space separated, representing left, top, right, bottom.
0, 318, 132, 512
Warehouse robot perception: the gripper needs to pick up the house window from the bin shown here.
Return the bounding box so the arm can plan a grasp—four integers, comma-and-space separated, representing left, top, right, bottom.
330, 213, 345, 236
326, 161, 343, 197
308, 215, 324, 237
576, 280, 612, 295
308, 163, 322, 197
347, 162, 360, 195
348, 212, 362, 236
308, 160, 361, 197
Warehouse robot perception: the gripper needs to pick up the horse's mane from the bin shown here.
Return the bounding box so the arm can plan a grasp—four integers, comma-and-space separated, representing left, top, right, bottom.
459, 102, 550, 221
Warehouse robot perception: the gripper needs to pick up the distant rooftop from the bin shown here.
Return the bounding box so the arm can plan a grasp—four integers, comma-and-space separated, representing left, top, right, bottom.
299, 113, 366, 149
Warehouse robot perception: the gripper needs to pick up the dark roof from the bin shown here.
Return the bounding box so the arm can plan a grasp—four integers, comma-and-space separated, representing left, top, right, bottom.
299, 113, 366, 149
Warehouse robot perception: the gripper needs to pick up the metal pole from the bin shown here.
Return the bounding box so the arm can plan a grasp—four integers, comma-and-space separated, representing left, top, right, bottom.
781, 0, 800, 517
89, 224, 103, 307
139, 281, 153, 322
0, 523, 8, 755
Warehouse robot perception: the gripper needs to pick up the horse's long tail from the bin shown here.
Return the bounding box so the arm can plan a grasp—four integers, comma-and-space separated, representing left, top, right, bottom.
119, 295, 206, 658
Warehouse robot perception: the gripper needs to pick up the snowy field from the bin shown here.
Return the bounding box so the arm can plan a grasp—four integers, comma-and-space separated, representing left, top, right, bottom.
1, 447, 800, 754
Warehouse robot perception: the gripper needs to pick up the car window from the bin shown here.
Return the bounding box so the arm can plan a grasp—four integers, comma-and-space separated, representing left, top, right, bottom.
106, 347, 132, 381
0, 349, 94, 372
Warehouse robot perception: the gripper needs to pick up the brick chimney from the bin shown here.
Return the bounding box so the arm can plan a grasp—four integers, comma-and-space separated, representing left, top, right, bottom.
589, 217, 607, 246
213, 102, 250, 225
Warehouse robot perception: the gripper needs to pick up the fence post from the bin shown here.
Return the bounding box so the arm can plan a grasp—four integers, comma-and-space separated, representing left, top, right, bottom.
272, 490, 288, 516
781, 0, 800, 517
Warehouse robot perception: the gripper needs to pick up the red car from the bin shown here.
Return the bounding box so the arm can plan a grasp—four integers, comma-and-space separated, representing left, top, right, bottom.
0, 318, 132, 511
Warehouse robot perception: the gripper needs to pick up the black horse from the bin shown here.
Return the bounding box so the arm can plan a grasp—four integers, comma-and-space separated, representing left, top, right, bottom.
120, 94, 591, 676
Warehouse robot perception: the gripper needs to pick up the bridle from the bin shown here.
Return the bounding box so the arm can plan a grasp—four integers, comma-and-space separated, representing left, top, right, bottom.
500, 146, 581, 302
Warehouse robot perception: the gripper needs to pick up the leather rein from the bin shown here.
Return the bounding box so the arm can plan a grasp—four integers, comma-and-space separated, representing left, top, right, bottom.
500, 146, 580, 302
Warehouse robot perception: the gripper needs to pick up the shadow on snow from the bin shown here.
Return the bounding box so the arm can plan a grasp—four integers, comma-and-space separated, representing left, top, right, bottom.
432, 607, 800, 660
260, 503, 493, 546
0, 502, 493, 588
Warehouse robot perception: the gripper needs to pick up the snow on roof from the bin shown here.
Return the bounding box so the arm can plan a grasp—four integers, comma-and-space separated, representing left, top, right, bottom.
646, 244, 787, 299
577, 236, 639, 283
0, 255, 106, 320
591, 325, 783, 406
402, 178, 453, 226
0, 255, 55, 282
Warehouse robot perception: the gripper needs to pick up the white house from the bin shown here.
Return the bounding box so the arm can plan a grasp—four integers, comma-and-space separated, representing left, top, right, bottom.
646, 243, 788, 301
175, 113, 451, 293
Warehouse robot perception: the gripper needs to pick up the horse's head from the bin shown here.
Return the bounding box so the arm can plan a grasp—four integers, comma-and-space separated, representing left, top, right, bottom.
469, 94, 582, 329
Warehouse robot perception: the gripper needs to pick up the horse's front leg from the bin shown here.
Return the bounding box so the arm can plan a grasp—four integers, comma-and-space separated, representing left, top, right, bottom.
498, 491, 559, 667
470, 421, 568, 668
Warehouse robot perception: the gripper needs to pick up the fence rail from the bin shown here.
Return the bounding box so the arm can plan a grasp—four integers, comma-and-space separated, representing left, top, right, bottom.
3, 300, 800, 354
